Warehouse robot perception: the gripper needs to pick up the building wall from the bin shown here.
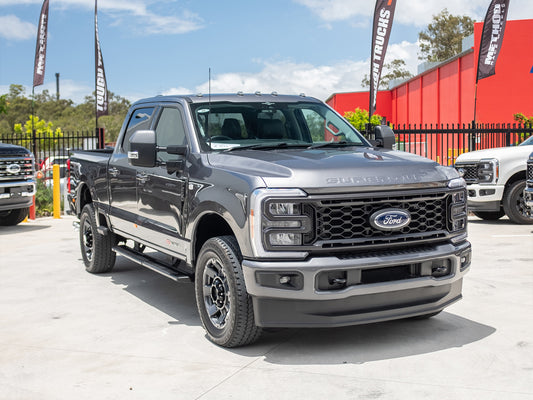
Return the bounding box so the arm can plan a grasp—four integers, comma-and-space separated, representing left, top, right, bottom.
327, 19, 533, 126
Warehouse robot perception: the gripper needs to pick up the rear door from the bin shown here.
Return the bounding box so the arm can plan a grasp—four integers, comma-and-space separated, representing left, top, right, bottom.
108, 106, 155, 234
135, 105, 189, 257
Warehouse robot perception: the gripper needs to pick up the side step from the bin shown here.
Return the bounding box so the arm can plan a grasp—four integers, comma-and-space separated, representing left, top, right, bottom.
113, 245, 192, 282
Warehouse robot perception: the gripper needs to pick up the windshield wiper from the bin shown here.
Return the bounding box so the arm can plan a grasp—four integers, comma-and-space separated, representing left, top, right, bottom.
223, 142, 308, 152
307, 141, 360, 149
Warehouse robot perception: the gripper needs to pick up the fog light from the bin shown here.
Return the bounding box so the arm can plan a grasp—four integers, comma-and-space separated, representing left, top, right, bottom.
279, 275, 291, 284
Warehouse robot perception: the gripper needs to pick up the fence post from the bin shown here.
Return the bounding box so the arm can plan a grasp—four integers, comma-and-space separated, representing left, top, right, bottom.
469, 121, 476, 151
98, 127, 105, 149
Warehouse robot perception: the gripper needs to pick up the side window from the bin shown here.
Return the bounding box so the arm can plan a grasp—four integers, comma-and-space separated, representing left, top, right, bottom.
122, 107, 155, 152
155, 107, 187, 162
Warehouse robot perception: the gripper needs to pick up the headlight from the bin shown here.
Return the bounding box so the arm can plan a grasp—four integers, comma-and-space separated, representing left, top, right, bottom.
477, 158, 499, 184
448, 186, 468, 235
250, 189, 312, 258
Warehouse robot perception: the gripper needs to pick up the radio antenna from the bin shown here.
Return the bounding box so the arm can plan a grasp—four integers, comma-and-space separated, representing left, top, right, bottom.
207, 68, 211, 145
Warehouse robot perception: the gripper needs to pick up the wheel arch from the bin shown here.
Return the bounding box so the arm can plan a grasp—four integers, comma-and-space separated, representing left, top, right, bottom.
191, 213, 235, 268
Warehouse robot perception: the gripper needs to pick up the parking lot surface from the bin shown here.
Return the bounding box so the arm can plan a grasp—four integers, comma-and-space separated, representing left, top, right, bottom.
0, 215, 532, 400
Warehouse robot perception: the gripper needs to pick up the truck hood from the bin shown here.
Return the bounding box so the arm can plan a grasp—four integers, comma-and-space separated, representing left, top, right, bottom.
207, 147, 457, 191
0, 143, 32, 156
455, 144, 533, 163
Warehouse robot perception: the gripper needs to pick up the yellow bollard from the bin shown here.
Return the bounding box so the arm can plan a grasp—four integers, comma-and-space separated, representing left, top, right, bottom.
53, 164, 61, 219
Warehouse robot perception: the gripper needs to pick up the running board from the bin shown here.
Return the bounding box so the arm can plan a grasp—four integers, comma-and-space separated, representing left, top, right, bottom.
113, 245, 192, 282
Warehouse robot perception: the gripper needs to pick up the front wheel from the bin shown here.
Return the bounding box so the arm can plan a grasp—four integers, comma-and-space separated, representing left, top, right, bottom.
195, 236, 261, 347
503, 180, 533, 224
79, 204, 116, 273
0, 208, 28, 226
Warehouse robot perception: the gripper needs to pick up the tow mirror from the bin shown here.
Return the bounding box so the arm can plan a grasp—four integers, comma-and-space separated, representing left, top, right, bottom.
129, 130, 157, 167
372, 125, 396, 150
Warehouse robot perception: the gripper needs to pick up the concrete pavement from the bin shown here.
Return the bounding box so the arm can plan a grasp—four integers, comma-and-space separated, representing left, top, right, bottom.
0, 215, 532, 399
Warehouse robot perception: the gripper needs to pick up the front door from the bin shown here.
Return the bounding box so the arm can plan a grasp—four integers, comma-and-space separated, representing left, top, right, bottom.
108, 106, 155, 235
136, 106, 189, 257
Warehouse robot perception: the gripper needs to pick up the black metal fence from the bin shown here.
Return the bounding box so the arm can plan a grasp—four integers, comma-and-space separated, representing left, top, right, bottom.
1, 129, 102, 169
391, 123, 533, 166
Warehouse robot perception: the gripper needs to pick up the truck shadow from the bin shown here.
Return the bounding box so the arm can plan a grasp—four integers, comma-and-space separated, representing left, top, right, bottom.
107, 255, 496, 365
0, 224, 50, 235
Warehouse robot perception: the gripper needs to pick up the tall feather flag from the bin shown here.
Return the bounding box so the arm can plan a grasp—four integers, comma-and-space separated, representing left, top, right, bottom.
95, 0, 108, 118
477, 0, 510, 82
369, 0, 396, 118
33, 0, 49, 88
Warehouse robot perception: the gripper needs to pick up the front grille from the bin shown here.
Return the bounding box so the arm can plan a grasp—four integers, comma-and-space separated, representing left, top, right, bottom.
528, 161, 533, 182
307, 190, 454, 250
0, 157, 34, 181
455, 163, 478, 184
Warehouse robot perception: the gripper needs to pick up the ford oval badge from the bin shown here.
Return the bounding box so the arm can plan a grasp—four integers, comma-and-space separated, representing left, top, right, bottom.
6, 164, 21, 174
370, 208, 411, 231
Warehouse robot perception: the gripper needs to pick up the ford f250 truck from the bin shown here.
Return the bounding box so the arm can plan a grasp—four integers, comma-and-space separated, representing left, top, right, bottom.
454, 135, 533, 224
0, 143, 36, 226
69, 93, 471, 347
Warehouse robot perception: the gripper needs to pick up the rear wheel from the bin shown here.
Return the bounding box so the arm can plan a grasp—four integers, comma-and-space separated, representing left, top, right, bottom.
195, 236, 261, 347
473, 210, 505, 221
503, 180, 533, 224
79, 204, 116, 273
0, 208, 28, 226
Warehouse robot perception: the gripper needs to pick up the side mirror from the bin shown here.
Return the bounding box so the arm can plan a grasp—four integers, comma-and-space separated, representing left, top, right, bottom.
373, 125, 396, 150
129, 130, 157, 167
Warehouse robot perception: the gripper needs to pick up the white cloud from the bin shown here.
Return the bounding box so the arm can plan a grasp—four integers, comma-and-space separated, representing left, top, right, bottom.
0, 0, 203, 36
0, 15, 36, 40
295, 0, 533, 27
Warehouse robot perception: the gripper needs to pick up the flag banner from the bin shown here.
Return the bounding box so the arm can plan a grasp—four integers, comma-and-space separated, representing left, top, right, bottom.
369, 0, 396, 117
477, 0, 510, 81
95, 0, 108, 117
33, 0, 49, 87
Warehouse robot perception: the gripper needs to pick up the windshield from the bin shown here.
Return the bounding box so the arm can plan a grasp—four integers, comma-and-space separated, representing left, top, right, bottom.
520, 135, 533, 146
191, 101, 369, 151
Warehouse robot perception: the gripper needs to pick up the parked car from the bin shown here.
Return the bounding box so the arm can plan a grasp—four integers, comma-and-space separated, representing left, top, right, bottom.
69, 93, 471, 347
525, 151, 533, 209
0, 143, 36, 226
454, 135, 533, 224
41, 155, 69, 193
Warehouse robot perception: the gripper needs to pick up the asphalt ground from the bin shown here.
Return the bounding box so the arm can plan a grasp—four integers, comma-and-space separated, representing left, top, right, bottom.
0, 215, 532, 400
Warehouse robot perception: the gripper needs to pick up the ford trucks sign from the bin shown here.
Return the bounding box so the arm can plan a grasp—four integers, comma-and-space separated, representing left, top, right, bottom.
370, 208, 411, 231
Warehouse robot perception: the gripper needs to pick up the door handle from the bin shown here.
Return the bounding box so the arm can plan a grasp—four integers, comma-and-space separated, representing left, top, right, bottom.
108, 167, 120, 178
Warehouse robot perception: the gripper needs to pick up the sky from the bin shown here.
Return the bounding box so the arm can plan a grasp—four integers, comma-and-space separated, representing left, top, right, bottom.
1, 0, 533, 105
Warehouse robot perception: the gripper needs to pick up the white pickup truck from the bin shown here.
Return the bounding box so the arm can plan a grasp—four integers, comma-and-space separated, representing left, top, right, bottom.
454, 135, 533, 224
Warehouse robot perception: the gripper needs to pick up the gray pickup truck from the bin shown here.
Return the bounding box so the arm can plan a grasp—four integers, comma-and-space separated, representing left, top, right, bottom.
69, 93, 471, 347
0, 143, 36, 226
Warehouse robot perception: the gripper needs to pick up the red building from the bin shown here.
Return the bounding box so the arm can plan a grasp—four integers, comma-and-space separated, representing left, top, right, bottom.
327, 19, 533, 127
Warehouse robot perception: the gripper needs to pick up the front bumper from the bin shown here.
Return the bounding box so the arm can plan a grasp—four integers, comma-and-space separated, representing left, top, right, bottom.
465, 183, 504, 212
0, 181, 36, 211
242, 241, 471, 327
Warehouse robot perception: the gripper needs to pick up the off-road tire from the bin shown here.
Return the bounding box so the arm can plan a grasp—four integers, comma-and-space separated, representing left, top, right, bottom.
503, 180, 533, 224
79, 204, 116, 273
473, 210, 505, 221
195, 235, 261, 347
0, 208, 28, 226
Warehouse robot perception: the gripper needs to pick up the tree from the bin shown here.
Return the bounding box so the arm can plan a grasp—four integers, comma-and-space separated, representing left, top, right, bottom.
344, 108, 383, 132
13, 115, 63, 153
0, 94, 7, 115
361, 59, 413, 90
418, 9, 474, 62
